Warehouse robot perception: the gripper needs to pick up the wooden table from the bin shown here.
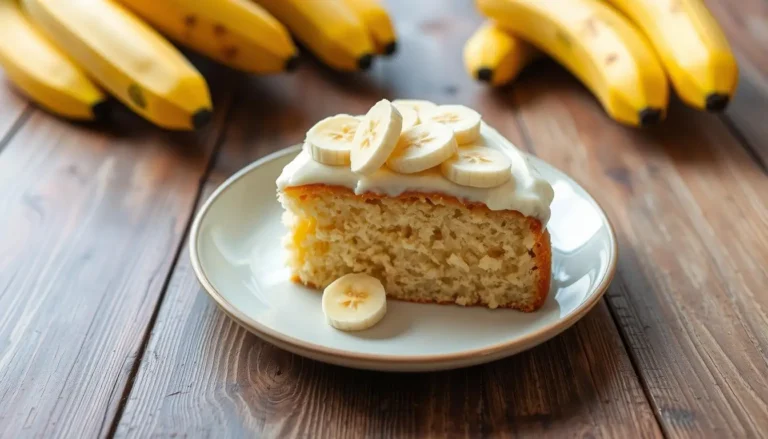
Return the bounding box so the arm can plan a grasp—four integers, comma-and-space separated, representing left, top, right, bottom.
1, 1, 767, 437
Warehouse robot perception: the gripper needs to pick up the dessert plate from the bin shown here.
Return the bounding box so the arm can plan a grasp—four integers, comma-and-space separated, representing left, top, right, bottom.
190, 145, 617, 372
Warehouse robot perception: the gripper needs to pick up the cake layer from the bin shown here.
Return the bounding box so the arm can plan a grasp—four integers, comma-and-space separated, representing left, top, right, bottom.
277, 123, 555, 224
279, 184, 551, 312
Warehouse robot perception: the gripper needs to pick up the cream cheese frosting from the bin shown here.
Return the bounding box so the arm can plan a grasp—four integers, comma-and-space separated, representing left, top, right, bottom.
276, 123, 555, 224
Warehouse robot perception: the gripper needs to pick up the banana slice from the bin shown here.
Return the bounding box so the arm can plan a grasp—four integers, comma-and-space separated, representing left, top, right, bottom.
392, 99, 438, 122
322, 273, 387, 331
423, 105, 482, 145
440, 145, 512, 188
351, 99, 403, 174
398, 105, 419, 131
387, 123, 458, 174
305, 114, 360, 165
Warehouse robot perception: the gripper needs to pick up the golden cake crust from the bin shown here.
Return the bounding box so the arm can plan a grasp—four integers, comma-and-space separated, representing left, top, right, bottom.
283, 184, 552, 312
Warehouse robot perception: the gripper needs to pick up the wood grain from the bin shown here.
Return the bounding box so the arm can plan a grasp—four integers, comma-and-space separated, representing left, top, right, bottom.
114, 183, 659, 438
115, 2, 660, 437
0, 62, 236, 438
703, 0, 768, 169
507, 66, 768, 437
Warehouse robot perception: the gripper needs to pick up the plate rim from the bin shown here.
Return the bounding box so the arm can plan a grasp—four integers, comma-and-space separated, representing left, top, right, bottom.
189, 144, 618, 365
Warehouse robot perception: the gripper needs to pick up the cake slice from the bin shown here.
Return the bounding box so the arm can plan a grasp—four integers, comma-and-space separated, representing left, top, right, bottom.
277, 100, 554, 311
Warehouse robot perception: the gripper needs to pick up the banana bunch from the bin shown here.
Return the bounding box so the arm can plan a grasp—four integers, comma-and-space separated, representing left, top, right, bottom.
468, 0, 739, 127
0, 0, 397, 130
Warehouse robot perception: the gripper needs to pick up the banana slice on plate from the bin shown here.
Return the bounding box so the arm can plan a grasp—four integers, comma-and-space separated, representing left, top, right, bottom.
440, 145, 512, 188
387, 123, 458, 174
322, 273, 387, 331
305, 114, 360, 165
423, 105, 482, 145
392, 99, 438, 121
351, 99, 403, 174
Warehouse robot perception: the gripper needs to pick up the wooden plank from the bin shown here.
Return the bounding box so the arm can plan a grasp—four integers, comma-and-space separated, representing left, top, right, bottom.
703, 0, 768, 168
115, 184, 659, 438
508, 66, 768, 437
0, 62, 235, 438
115, 1, 660, 436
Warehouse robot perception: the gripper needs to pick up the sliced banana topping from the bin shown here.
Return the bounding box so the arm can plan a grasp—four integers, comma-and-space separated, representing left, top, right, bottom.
440, 145, 512, 188
397, 105, 420, 131
351, 99, 403, 175
387, 123, 458, 174
423, 104, 482, 145
305, 114, 360, 166
322, 273, 387, 331
392, 99, 438, 121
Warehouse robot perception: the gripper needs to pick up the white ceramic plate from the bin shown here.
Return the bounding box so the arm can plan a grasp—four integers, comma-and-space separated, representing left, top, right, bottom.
190, 145, 617, 372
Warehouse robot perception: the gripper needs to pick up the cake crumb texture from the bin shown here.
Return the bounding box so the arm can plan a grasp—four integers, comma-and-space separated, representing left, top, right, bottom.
279, 184, 551, 312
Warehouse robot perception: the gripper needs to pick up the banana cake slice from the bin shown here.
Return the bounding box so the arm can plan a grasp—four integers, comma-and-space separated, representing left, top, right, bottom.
277, 100, 554, 311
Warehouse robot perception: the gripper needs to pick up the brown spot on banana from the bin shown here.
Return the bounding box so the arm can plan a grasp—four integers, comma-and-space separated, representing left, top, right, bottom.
222, 45, 238, 60
582, 17, 599, 38
213, 24, 227, 37
184, 15, 196, 28
128, 84, 146, 109
605, 53, 618, 65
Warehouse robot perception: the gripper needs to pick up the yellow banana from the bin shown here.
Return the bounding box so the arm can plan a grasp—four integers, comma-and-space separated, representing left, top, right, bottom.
477, 0, 669, 127
116, 0, 299, 74
603, 0, 737, 112
463, 21, 538, 86
340, 0, 397, 56
23, 0, 212, 130
0, 0, 106, 120
253, 0, 375, 72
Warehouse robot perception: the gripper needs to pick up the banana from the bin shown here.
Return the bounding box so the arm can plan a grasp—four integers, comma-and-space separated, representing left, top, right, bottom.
351, 99, 403, 174
340, 0, 397, 56
322, 273, 387, 331
440, 145, 512, 188
463, 21, 538, 86
397, 105, 419, 131
305, 114, 360, 166
476, 0, 669, 127
603, 0, 738, 112
422, 105, 482, 145
392, 99, 438, 121
387, 123, 458, 174
0, 0, 106, 121
253, 0, 375, 72
23, 0, 212, 130
116, 0, 298, 75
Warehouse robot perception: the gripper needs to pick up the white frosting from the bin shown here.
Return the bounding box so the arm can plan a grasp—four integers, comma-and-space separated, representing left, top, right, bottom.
276, 123, 555, 225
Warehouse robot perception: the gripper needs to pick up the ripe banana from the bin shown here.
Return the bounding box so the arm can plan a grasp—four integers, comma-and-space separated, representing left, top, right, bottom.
603, 0, 738, 112
477, 0, 669, 127
23, 0, 212, 130
116, 0, 299, 74
463, 21, 538, 86
322, 273, 387, 331
0, 0, 106, 121
351, 99, 403, 174
387, 123, 458, 174
306, 114, 360, 166
253, 0, 375, 72
422, 105, 482, 145
340, 0, 397, 56
440, 145, 512, 188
